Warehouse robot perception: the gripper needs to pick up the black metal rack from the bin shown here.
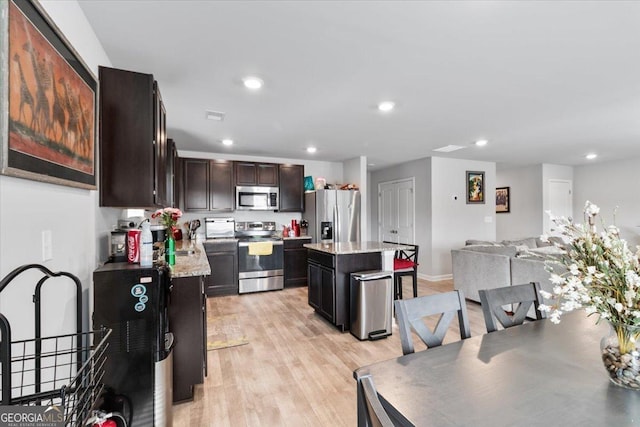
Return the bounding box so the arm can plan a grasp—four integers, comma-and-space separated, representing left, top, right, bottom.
0, 264, 110, 425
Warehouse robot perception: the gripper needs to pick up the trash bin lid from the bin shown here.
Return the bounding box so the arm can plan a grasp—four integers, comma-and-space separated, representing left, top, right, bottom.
351, 270, 393, 281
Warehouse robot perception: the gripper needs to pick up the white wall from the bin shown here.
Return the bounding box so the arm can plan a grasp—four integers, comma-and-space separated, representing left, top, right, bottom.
496, 165, 543, 240
573, 157, 640, 247
0, 0, 116, 339
178, 150, 343, 234
431, 157, 496, 278
343, 156, 367, 240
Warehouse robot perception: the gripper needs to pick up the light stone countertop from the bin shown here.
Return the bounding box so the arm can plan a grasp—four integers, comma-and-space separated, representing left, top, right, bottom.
304, 241, 410, 255
170, 240, 212, 278
283, 236, 312, 240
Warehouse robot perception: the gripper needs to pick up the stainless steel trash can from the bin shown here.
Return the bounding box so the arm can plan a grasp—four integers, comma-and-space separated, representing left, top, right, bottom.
350, 270, 393, 340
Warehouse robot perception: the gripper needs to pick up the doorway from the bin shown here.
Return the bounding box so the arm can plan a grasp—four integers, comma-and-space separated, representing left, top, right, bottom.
378, 178, 415, 244
545, 179, 573, 234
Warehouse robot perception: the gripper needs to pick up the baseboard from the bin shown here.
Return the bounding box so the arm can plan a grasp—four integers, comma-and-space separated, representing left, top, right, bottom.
419, 273, 452, 282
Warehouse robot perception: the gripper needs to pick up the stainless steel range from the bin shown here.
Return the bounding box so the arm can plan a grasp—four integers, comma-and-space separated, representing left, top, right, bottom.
235, 221, 284, 294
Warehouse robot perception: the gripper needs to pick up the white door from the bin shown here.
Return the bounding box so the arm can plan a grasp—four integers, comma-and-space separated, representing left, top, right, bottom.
379, 178, 415, 244
546, 179, 572, 234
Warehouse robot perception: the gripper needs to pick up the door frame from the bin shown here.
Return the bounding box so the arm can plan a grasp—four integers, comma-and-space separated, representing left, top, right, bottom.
378, 177, 416, 243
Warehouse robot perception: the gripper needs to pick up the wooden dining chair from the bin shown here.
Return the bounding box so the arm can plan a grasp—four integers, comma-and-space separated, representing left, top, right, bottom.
478, 282, 546, 333
394, 290, 471, 355
358, 374, 394, 427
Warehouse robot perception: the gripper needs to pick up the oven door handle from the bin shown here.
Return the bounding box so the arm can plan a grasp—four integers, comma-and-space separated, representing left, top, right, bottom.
238, 241, 284, 247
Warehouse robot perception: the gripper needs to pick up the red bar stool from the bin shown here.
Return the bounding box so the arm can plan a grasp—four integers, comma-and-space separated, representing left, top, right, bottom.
393, 244, 419, 299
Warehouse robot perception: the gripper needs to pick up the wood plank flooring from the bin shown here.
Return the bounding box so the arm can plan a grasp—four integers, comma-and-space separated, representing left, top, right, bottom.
172, 279, 487, 426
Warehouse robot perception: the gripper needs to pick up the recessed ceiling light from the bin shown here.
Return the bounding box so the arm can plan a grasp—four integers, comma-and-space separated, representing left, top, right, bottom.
243, 76, 263, 90
306, 147, 317, 154
585, 153, 597, 160
221, 139, 234, 146
377, 101, 395, 112
475, 139, 488, 147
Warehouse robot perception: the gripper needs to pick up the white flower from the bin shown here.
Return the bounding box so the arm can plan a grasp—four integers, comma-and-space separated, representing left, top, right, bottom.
585, 201, 600, 216
540, 234, 550, 243
585, 306, 597, 315
539, 290, 553, 299
550, 274, 565, 285
538, 304, 551, 312
587, 266, 597, 275
549, 311, 562, 324
569, 264, 580, 275
615, 303, 624, 312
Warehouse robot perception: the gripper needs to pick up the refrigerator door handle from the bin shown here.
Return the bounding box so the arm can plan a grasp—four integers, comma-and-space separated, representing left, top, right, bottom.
334, 204, 339, 243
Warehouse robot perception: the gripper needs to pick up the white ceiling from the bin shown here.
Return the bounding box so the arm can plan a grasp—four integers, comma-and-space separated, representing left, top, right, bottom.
77, 0, 640, 170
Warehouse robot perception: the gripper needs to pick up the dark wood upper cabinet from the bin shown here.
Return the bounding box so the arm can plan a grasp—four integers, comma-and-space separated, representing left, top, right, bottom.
278, 164, 304, 212
99, 66, 170, 208
181, 158, 234, 212
166, 139, 177, 208
210, 160, 234, 211
235, 162, 278, 186
182, 159, 209, 212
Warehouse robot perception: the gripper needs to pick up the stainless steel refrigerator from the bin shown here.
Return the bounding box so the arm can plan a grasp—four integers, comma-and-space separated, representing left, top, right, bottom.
303, 189, 361, 243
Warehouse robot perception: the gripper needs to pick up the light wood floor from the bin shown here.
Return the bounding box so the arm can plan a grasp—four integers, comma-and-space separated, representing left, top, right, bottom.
172, 279, 487, 426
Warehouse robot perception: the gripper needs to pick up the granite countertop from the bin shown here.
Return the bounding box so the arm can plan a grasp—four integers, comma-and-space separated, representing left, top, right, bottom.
170, 240, 212, 278
304, 241, 410, 255
283, 236, 312, 240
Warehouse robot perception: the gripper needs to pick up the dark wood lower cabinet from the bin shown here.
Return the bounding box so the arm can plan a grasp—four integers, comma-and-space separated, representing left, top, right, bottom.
203, 241, 239, 296
307, 249, 381, 332
168, 275, 207, 402
284, 238, 311, 288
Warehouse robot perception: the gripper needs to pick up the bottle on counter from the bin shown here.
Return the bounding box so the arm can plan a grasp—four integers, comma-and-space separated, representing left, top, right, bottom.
165, 234, 176, 266
140, 221, 153, 267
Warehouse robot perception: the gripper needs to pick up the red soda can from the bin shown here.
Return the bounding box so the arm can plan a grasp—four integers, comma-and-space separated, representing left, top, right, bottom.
127, 229, 141, 263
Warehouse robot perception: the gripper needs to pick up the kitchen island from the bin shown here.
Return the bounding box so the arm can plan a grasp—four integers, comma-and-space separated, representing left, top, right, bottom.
304, 241, 409, 332
168, 240, 211, 402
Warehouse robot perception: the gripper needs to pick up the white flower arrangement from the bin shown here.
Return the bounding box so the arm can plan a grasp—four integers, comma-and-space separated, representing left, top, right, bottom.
541, 201, 640, 353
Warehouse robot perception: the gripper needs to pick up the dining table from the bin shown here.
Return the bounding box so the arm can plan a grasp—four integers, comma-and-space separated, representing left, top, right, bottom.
354, 312, 640, 426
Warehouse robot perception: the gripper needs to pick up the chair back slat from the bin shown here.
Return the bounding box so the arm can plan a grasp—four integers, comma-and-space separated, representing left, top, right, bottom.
395, 290, 471, 355
479, 282, 546, 333
359, 375, 394, 427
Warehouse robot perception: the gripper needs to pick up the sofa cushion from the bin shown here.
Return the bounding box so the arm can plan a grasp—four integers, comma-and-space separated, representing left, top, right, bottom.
465, 239, 501, 246
502, 237, 538, 249
516, 245, 565, 260
462, 245, 518, 257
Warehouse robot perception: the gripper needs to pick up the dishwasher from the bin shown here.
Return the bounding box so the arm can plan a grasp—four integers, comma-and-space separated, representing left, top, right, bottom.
350, 270, 394, 340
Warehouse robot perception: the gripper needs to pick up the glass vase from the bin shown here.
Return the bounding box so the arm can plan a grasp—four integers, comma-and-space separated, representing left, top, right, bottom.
165, 235, 176, 266
600, 322, 640, 390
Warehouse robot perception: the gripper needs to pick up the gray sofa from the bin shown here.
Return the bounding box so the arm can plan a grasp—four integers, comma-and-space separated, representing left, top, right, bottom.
451, 237, 565, 305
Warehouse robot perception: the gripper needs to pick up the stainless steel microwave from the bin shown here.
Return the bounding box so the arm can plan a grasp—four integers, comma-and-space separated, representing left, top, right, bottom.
236, 186, 279, 211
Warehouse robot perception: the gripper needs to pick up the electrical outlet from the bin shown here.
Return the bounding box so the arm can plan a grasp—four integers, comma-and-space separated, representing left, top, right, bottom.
42, 230, 52, 261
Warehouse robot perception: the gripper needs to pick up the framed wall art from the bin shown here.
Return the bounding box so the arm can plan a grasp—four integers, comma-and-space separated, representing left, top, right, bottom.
496, 186, 510, 213
0, 0, 97, 189
466, 171, 485, 204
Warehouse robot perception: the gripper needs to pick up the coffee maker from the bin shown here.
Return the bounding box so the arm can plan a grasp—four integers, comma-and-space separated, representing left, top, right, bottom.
109, 230, 127, 262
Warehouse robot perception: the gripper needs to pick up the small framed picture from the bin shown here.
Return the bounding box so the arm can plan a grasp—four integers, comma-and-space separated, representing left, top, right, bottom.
466, 171, 485, 204
496, 187, 510, 213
